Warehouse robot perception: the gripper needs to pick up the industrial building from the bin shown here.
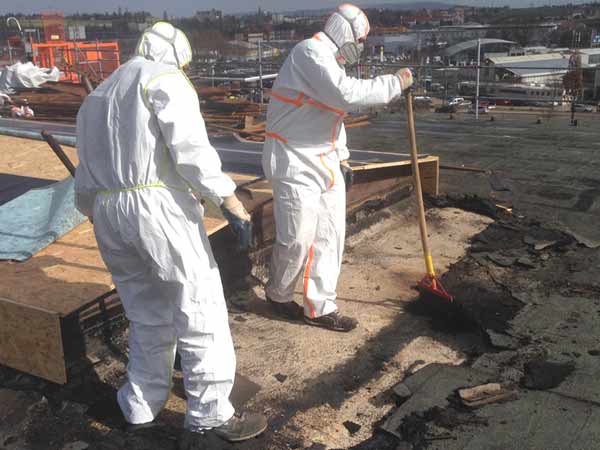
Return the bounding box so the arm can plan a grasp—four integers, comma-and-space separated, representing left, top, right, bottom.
484, 53, 570, 85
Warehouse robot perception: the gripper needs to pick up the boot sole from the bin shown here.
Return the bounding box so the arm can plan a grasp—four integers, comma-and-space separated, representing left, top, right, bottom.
214, 421, 268, 442
303, 317, 357, 332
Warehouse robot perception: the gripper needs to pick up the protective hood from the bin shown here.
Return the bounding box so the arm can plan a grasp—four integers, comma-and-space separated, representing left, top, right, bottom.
136, 22, 193, 68
323, 4, 370, 65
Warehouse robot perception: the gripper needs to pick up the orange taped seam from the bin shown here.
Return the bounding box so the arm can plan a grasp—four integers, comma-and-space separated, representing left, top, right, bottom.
303, 244, 317, 318
306, 98, 345, 116
320, 153, 336, 190
265, 132, 288, 144
271, 90, 304, 107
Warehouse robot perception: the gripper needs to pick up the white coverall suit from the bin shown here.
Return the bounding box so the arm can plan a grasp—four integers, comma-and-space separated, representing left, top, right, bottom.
74, 23, 236, 430
263, 4, 404, 319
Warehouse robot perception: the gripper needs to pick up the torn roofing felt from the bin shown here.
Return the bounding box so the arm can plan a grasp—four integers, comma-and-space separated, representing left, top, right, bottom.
0, 177, 86, 261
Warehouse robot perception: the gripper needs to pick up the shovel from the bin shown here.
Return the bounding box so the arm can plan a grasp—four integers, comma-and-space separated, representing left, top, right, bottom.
405, 90, 453, 303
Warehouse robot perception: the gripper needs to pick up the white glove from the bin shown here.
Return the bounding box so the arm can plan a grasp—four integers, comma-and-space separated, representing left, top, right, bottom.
396, 68, 414, 91
221, 195, 250, 221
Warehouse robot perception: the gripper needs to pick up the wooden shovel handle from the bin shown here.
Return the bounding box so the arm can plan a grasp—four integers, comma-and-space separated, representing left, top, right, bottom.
405, 90, 434, 276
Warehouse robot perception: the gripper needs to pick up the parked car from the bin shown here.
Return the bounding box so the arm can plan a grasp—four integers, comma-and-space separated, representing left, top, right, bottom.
414, 96, 432, 104
448, 97, 465, 106
469, 105, 488, 114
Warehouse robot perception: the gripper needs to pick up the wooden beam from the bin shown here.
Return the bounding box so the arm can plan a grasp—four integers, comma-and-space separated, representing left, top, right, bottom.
352, 156, 439, 197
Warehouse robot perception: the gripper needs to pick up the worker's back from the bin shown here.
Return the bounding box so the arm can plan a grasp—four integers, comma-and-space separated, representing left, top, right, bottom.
265, 35, 349, 157
75, 56, 187, 197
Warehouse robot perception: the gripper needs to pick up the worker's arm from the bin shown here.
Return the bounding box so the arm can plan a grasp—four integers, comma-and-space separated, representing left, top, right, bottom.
297, 45, 403, 110
146, 71, 236, 205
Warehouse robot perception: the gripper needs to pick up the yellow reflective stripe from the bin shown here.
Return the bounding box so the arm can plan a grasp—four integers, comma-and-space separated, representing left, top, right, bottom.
98, 182, 165, 195
181, 71, 196, 92
143, 70, 183, 104
181, 34, 193, 67
98, 182, 187, 195
137, 34, 145, 56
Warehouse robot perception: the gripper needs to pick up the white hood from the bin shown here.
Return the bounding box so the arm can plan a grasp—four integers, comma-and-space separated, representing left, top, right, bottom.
136, 22, 192, 68
323, 4, 370, 51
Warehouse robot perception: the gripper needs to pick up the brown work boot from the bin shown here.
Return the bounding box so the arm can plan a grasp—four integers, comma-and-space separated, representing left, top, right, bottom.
213, 412, 268, 442
266, 297, 304, 320
304, 311, 358, 332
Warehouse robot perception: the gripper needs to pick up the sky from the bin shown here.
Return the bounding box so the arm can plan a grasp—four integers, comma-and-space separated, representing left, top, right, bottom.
0, 0, 594, 16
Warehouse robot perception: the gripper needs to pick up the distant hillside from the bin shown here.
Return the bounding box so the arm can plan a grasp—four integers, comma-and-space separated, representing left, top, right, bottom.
281, 2, 460, 16
365, 2, 458, 11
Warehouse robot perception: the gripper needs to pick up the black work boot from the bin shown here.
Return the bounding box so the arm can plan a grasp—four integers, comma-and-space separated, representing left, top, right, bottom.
266, 297, 304, 320
179, 430, 234, 450
304, 311, 358, 332
125, 421, 158, 433
213, 412, 268, 442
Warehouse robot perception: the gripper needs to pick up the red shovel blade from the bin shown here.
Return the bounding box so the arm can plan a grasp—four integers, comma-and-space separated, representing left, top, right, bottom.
418, 274, 454, 302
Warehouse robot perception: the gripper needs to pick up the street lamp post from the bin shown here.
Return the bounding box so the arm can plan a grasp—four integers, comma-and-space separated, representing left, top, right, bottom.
258, 39, 263, 104
476, 38, 481, 120
6, 17, 23, 64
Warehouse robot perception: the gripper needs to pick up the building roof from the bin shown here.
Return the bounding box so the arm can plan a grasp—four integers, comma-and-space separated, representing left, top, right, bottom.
444, 38, 515, 56
579, 48, 600, 56
488, 53, 565, 64
491, 55, 571, 78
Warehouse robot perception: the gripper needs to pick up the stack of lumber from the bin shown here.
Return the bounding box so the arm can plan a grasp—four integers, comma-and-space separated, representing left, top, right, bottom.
3, 81, 372, 134
206, 113, 373, 142
6, 82, 86, 123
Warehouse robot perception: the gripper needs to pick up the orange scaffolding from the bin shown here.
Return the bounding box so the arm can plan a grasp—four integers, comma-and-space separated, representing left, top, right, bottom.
32, 41, 121, 84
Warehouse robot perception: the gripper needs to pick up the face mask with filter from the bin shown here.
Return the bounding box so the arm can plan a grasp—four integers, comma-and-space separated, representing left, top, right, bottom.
324, 12, 364, 66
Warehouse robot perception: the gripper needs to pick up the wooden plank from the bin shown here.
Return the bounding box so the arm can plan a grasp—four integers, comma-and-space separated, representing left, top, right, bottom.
351, 159, 413, 172
0, 297, 66, 384
352, 156, 439, 195
458, 383, 518, 408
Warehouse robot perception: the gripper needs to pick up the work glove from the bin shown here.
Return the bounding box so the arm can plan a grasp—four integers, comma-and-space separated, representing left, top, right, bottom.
221, 195, 253, 251
340, 160, 354, 192
396, 68, 414, 91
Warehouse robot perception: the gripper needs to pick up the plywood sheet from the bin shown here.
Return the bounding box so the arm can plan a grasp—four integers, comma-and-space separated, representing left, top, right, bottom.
0, 135, 78, 181
0, 222, 113, 315
0, 297, 66, 384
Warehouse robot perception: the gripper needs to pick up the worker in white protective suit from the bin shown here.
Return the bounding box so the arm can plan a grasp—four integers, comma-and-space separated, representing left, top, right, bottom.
262, 4, 414, 332
74, 22, 267, 448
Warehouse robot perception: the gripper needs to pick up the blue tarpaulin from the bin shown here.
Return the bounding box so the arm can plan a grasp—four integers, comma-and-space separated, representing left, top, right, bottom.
0, 177, 86, 261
